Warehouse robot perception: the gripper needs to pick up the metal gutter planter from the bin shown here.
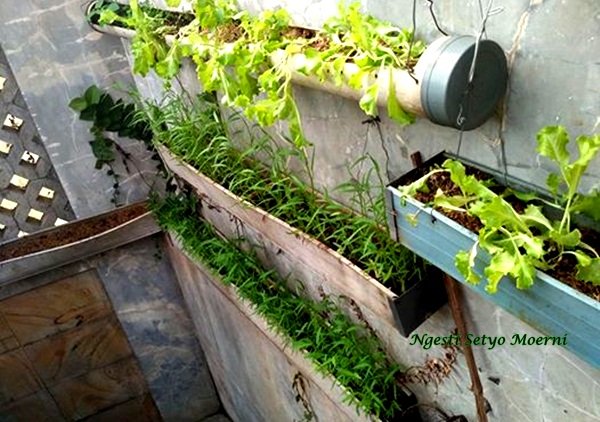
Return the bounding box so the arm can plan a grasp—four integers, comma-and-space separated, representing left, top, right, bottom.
385, 152, 600, 369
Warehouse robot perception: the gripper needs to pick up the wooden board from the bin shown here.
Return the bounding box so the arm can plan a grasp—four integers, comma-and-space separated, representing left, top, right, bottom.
165, 238, 375, 422
1, 270, 112, 345
50, 357, 147, 421
23, 316, 132, 384
159, 146, 419, 363
0, 209, 160, 286
0, 349, 42, 405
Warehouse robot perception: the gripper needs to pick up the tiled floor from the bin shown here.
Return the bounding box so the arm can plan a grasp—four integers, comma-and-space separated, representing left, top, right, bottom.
0, 270, 161, 421
0, 45, 73, 243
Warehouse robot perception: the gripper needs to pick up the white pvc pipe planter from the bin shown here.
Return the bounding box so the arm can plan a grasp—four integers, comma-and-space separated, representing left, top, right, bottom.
90, 21, 507, 130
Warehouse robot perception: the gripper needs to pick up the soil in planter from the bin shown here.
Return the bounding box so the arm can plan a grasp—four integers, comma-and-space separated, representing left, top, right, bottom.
0, 203, 147, 262
401, 163, 600, 303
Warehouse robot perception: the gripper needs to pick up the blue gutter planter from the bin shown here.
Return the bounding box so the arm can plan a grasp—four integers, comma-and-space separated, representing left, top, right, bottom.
385, 152, 600, 369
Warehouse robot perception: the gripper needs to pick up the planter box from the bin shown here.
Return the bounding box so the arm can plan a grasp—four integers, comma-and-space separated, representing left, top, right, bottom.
0, 202, 160, 285
158, 146, 447, 358
164, 234, 421, 422
385, 152, 600, 369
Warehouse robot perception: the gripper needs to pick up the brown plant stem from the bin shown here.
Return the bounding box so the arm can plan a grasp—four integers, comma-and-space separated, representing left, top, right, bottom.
443, 273, 489, 422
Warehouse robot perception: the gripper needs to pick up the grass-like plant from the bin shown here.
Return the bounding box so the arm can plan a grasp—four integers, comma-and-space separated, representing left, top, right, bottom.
151, 193, 412, 421
137, 91, 427, 293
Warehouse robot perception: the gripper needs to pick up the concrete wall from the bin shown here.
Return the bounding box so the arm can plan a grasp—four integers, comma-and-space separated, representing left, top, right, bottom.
0, 0, 161, 218
0, 2, 222, 421
235, 2, 600, 421
130, 1, 600, 421
6, 0, 596, 421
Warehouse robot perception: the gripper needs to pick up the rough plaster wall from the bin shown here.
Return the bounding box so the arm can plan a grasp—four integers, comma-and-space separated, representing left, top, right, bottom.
0, 0, 160, 219
115, 0, 600, 420
236, 1, 600, 421
0, 2, 220, 420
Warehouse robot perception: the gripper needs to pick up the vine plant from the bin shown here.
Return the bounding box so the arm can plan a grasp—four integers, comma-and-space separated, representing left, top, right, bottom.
92, 0, 425, 148
68, 85, 157, 204
398, 126, 600, 293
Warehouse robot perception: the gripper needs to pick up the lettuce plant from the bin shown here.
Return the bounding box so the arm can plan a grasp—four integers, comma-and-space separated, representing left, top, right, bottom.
399, 126, 600, 293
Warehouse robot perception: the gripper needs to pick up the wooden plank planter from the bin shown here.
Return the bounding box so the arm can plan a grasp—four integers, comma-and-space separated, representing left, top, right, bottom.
385, 152, 600, 369
157, 146, 447, 360
164, 236, 373, 422
164, 234, 420, 422
0, 202, 160, 285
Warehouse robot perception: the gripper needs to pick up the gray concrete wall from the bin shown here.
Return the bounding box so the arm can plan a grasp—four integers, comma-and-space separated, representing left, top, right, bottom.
0, 2, 221, 421
0, 0, 161, 219
131, 1, 600, 421
237, 2, 600, 421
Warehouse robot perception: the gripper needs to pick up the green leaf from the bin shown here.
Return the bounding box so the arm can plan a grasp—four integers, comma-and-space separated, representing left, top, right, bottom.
546, 173, 561, 198
89, 137, 115, 166
155, 41, 182, 79
359, 83, 379, 117
548, 228, 581, 248
571, 190, 600, 220
521, 204, 553, 232
84, 85, 102, 106
469, 196, 528, 233
165, 0, 182, 6
536, 125, 570, 168
433, 189, 475, 212
483, 251, 516, 294
386, 68, 414, 125
512, 253, 536, 290
442, 159, 495, 200
456, 246, 480, 284
572, 250, 592, 267
68, 96, 88, 112
563, 134, 600, 198
79, 105, 97, 121
576, 257, 600, 285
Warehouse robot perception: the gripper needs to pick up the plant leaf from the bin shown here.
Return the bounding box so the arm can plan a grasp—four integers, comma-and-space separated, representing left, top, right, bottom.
546, 173, 561, 198
386, 68, 413, 125
359, 82, 379, 117
456, 246, 480, 284
521, 204, 553, 232
571, 190, 600, 221
442, 159, 495, 200
536, 125, 569, 168
483, 251, 515, 293
68, 96, 88, 112
469, 196, 528, 233
563, 134, 600, 198
549, 228, 581, 248
83, 85, 102, 106
576, 257, 600, 285
513, 252, 536, 290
